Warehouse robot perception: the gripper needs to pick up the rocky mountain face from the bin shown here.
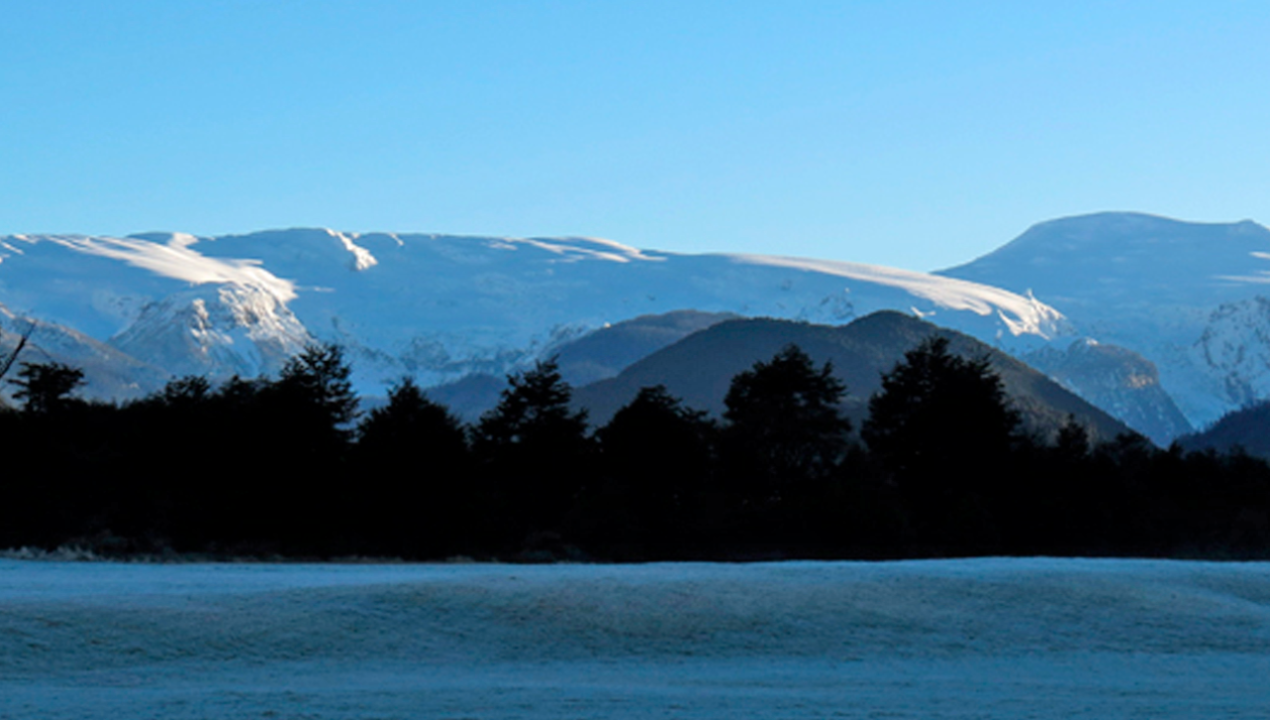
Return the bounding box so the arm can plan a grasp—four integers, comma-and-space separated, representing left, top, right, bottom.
1021, 340, 1190, 446
108, 284, 311, 380
1191, 296, 1270, 410
939, 212, 1270, 432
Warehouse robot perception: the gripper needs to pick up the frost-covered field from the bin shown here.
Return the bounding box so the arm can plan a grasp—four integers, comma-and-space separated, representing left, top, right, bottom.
2, 558, 1269, 719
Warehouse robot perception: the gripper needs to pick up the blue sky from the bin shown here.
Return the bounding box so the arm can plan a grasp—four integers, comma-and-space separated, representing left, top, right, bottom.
3, 1, 1268, 271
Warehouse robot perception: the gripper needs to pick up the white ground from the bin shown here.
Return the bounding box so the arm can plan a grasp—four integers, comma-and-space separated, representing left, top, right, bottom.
2, 558, 1268, 719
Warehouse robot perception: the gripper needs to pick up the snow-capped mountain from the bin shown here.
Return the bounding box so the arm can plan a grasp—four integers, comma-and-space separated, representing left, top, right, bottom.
0, 229, 1065, 401
940, 212, 1270, 430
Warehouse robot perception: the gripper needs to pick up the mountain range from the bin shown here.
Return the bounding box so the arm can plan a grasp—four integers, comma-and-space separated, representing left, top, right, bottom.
0, 228, 1059, 393
2, 212, 1268, 445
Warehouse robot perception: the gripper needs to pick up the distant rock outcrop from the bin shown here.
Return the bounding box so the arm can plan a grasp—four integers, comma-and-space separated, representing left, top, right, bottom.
1022, 339, 1191, 445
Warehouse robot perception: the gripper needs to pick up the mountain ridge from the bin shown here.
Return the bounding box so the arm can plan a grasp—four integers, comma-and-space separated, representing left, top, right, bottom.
0, 228, 1065, 400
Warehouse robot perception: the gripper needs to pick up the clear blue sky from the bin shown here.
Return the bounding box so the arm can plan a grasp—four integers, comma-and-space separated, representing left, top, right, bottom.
3, 1, 1268, 271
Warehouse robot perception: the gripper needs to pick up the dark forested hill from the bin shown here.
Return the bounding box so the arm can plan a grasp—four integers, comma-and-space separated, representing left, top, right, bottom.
1179, 401, 1270, 459
573, 311, 1134, 441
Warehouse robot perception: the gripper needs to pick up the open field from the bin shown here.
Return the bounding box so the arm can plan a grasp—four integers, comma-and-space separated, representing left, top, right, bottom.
3, 558, 1269, 718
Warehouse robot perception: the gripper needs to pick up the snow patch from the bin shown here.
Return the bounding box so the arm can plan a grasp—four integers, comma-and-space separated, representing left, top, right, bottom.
730, 254, 1064, 338
519, 237, 663, 264
44, 235, 297, 302
327, 229, 378, 272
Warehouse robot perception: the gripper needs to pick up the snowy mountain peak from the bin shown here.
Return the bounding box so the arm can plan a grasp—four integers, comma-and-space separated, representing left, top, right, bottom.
944, 212, 1270, 304
940, 211, 1270, 430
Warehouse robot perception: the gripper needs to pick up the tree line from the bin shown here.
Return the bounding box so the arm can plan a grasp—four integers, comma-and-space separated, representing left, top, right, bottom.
1, 338, 1268, 561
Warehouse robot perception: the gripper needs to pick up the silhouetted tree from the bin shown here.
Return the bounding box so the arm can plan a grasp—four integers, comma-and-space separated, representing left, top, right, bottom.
720, 345, 850, 498
1, 360, 119, 549
862, 336, 1021, 547
106, 375, 219, 550
355, 377, 472, 556
1020, 414, 1095, 551
226, 343, 361, 554
594, 384, 715, 552
0, 322, 32, 382
474, 358, 592, 543
475, 358, 589, 455
1054, 415, 1091, 461
162, 375, 212, 407
274, 342, 359, 437
173, 374, 274, 551
358, 377, 467, 458
9, 361, 84, 414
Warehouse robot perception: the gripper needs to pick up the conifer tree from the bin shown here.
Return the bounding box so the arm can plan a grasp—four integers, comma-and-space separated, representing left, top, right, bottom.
863, 337, 1019, 482
475, 358, 588, 456
862, 336, 1021, 545
720, 345, 850, 497
275, 342, 359, 436
475, 358, 592, 537
358, 376, 467, 458
9, 361, 84, 414
252, 343, 360, 554
354, 377, 471, 556
596, 385, 715, 547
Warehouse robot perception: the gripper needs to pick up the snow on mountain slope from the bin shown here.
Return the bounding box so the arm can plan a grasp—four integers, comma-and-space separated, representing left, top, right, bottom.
730, 254, 1062, 338
940, 212, 1270, 429
0, 230, 1066, 398
108, 284, 311, 380
0, 234, 305, 386
0, 234, 295, 337
0, 305, 169, 403
1190, 296, 1270, 415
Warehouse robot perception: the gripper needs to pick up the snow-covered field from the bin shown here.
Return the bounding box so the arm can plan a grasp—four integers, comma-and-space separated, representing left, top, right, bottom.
2, 558, 1268, 718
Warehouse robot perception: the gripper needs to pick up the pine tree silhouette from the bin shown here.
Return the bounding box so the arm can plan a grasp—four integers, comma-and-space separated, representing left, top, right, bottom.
721, 345, 850, 499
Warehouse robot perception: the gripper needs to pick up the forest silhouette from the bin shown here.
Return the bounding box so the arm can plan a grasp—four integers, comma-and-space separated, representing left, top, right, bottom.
2, 339, 1268, 561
